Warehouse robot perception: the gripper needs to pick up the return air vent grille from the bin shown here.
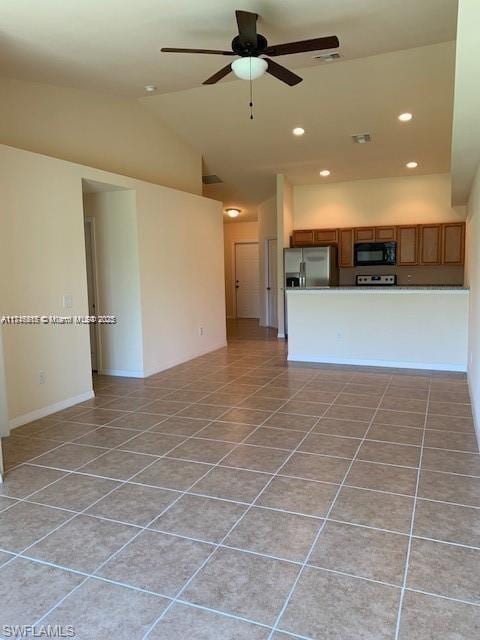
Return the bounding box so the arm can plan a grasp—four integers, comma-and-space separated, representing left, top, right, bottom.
352, 133, 372, 144
202, 174, 223, 185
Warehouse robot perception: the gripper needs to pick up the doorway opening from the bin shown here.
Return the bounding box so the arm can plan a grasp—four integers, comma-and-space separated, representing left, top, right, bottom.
265, 238, 278, 328
81, 179, 143, 381
234, 241, 260, 319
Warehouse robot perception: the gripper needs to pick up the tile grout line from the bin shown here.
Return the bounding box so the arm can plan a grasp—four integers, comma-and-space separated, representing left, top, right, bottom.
139, 371, 357, 638
25, 350, 321, 630
393, 375, 432, 639
267, 372, 396, 639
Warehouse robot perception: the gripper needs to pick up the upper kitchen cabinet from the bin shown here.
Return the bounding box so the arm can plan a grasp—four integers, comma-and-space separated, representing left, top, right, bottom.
419, 224, 442, 265
397, 226, 418, 265
314, 229, 338, 244
442, 223, 465, 265
354, 227, 375, 242
291, 230, 314, 246
375, 226, 397, 241
339, 228, 354, 267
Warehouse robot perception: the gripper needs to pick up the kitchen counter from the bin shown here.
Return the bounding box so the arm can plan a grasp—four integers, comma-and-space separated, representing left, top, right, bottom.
286, 287, 469, 371
286, 286, 468, 291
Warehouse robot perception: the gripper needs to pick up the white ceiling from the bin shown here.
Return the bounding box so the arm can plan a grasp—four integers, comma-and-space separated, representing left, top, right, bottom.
1, 0, 459, 218
1, 0, 458, 97
143, 41, 455, 219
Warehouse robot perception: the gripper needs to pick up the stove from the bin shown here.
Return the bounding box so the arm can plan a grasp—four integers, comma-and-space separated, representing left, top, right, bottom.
356, 274, 397, 286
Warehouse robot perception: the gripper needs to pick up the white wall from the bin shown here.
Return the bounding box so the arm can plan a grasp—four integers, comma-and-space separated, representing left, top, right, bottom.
287, 289, 469, 371
0, 329, 9, 438
0, 76, 202, 195
293, 174, 466, 229
83, 190, 144, 376
276, 175, 293, 338
466, 162, 480, 439
0, 144, 225, 427
137, 187, 226, 376
223, 222, 259, 319
258, 196, 277, 327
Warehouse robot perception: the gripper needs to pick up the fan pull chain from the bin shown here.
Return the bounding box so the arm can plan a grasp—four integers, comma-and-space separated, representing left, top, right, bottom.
249, 58, 254, 120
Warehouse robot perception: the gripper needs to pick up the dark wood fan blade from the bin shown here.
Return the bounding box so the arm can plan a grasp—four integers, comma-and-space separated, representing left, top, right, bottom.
264, 35, 339, 57
235, 10, 258, 47
203, 63, 233, 85
161, 47, 235, 56
265, 58, 302, 86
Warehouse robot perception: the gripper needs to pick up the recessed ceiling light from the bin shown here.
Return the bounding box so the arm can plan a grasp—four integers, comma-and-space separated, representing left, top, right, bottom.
292, 127, 305, 136
406, 161, 418, 169
398, 112, 413, 122
144, 84, 157, 93
226, 208, 241, 218
319, 170, 331, 177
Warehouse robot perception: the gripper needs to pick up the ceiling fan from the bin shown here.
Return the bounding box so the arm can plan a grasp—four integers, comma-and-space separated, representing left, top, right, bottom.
161, 9, 340, 87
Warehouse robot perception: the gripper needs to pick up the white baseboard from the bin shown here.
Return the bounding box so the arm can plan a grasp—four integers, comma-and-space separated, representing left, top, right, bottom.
143, 340, 228, 378
287, 354, 467, 372
98, 369, 146, 378
9, 390, 95, 430
468, 378, 480, 449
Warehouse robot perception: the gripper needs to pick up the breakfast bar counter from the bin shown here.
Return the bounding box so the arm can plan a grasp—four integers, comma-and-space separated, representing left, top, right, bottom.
286, 287, 469, 371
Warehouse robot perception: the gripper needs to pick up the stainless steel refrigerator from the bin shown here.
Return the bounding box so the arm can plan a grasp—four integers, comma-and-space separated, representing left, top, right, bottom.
284, 246, 339, 288
284, 245, 339, 333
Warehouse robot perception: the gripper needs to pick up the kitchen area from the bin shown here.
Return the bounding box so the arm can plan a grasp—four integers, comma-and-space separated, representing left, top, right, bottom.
284, 220, 469, 371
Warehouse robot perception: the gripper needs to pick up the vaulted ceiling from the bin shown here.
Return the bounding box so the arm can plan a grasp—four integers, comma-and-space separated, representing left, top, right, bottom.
1, 0, 459, 218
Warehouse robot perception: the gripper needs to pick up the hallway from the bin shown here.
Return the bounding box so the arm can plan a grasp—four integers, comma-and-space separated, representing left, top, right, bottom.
0, 326, 479, 639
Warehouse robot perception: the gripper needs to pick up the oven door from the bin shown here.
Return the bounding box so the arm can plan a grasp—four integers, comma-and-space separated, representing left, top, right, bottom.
354, 242, 396, 266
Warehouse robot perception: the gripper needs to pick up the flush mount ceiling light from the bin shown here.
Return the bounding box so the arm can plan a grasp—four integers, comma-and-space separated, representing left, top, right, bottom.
398, 112, 413, 122
319, 169, 331, 177
144, 84, 157, 93
406, 161, 419, 169
231, 56, 268, 80
292, 127, 305, 136
226, 208, 241, 218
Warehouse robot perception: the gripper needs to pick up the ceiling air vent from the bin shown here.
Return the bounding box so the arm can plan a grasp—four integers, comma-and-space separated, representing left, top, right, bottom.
202, 174, 223, 185
352, 133, 372, 144
314, 52, 342, 61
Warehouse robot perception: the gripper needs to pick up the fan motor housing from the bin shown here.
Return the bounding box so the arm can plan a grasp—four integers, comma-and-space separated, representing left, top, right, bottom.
231, 34, 268, 56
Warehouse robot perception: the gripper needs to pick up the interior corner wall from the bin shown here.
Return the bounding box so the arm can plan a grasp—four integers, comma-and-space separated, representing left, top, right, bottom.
0, 329, 9, 438
276, 175, 293, 338
466, 162, 480, 441
0, 144, 226, 427
258, 196, 277, 327
83, 190, 144, 376
223, 221, 259, 319
0, 76, 202, 195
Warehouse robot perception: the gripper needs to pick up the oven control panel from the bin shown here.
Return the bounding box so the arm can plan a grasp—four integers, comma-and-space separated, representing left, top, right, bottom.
356, 274, 397, 286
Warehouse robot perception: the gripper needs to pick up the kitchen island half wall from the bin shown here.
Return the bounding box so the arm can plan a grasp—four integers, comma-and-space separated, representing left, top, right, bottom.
287, 288, 469, 371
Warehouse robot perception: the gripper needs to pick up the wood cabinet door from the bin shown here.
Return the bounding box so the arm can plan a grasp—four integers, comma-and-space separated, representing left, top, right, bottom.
292, 230, 314, 246
339, 228, 354, 267
375, 226, 397, 241
442, 223, 465, 265
397, 226, 418, 265
314, 229, 338, 244
419, 224, 442, 265
354, 227, 375, 242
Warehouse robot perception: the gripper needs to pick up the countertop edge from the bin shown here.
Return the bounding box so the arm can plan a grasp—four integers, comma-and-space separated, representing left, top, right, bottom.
285, 287, 469, 292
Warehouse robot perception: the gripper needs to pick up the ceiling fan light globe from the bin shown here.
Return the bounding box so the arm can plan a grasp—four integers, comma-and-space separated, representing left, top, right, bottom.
231, 57, 268, 80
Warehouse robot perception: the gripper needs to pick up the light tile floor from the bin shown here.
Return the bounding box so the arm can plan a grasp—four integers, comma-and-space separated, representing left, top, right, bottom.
1, 319, 479, 639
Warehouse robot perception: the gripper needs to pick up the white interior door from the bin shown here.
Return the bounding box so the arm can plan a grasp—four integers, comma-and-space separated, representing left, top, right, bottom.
235, 242, 260, 318
84, 218, 99, 371
266, 238, 278, 327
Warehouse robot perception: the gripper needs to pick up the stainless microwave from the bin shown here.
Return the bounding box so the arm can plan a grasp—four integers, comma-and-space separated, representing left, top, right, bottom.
354, 241, 397, 266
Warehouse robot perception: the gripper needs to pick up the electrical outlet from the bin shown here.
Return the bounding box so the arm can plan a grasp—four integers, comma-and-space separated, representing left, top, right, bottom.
63, 295, 73, 309
39, 370, 46, 385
